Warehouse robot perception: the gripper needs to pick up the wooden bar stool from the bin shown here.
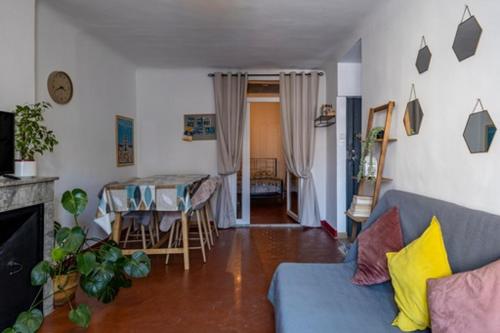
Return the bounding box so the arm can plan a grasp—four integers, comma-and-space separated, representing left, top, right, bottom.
165, 177, 219, 264
121, 212, 159, 250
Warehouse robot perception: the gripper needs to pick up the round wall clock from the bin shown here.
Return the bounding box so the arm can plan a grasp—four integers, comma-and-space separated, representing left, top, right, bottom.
47, 71, 73, 105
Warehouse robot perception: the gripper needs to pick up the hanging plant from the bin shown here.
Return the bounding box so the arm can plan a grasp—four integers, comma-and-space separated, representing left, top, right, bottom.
357, 127, 384, 182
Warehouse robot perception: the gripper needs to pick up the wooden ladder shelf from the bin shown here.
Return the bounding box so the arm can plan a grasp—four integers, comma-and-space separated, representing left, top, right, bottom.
346, 101, 396, 239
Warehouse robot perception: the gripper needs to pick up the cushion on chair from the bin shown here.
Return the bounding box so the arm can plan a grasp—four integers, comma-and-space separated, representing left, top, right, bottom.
352, 207, 403, 285
191, 177, 219, 210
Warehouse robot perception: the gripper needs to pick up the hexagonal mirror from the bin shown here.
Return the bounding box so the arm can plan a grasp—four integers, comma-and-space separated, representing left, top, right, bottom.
463, 111, 496, 153
453, 14, 482, 62
404, 99, 424, 136
416, 43, 431, 74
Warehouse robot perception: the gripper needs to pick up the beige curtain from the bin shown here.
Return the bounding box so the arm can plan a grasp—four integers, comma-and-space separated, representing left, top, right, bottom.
213, 72, 248, 228
280, 72, 321, 227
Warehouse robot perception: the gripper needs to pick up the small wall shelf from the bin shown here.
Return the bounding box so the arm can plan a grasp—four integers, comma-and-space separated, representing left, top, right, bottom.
314, 115, 336, 127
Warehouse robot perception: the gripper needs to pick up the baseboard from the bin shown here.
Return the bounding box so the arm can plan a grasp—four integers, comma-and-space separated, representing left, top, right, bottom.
320, 220, 337, 239
337, 232, 348, 239
234, 223, 303, 228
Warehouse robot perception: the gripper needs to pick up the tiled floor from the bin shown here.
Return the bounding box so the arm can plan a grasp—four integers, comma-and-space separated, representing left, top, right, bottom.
250, 197, 297, 224
40, 228, 343, 332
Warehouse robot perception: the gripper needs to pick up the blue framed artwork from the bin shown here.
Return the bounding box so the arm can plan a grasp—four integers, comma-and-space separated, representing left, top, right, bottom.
183, 114, 216, 141
116, 115, 134, 166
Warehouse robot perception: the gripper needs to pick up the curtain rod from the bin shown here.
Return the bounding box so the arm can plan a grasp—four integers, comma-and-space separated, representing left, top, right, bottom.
207, 72, 324, 77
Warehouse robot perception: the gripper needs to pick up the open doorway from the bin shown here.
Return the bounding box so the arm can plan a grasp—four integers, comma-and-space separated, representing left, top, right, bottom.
236, 81, 298, 225
249, 101, 294, 224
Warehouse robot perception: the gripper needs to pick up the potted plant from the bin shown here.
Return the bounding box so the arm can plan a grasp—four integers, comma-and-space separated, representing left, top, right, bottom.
2, 188, 151, 332
14, 102, 58, 177
357, 127, 384, 182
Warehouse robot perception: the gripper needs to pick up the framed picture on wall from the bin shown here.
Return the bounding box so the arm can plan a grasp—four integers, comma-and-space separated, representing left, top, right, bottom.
183, 113, 216, 141
116, 115, 135, 166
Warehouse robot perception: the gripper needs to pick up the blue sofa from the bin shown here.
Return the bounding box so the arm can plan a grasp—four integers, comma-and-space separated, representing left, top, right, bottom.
268, 190, 500, 333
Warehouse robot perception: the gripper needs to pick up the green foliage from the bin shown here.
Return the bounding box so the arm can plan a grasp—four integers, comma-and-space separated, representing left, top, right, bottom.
14, 102, 58, 161
3, 188, 151, 332
357, 127, 384, 182
61, 189, 88, 219
68, 304, 91, 328
76, 252, 97, 276
2, 309, 43, 333
31, 261, 52, 286
58, 227, 85, 254
51, 247, 66, 262
124, 251, 151, 278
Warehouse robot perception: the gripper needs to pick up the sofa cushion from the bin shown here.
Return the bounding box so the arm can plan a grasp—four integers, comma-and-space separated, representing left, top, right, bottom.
427, 259, 500, 333
387, 217, 452, 331
352, 207, 403, 285
268, 262, 429, 333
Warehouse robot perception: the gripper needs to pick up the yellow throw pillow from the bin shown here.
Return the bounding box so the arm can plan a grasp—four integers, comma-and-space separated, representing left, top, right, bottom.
386, 217, 452, 331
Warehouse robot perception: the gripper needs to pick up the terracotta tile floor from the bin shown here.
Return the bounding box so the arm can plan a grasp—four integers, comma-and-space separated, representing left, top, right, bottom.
250, 198, 297, 224
40, 228, 343, 333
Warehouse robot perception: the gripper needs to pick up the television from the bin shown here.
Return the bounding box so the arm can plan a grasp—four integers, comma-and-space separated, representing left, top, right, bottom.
0, 111, 15, 176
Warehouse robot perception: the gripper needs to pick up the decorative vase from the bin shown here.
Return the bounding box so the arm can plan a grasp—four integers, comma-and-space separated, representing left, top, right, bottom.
14, 160, 37, 177
53, 272, 80, 306
363, 155, 378, 179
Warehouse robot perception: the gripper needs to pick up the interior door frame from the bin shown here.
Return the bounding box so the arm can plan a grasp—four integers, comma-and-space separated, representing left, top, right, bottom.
233, 96, 280, 225
345, 97, 362, 236
286, 171, 301, 222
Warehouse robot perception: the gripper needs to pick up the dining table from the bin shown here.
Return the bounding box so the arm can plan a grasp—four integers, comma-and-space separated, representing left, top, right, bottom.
94, 174, 210, 270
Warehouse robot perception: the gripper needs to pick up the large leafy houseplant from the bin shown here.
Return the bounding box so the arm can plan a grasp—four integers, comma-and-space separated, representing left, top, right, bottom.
2, 189, 151, 332
15, 102, 58, 161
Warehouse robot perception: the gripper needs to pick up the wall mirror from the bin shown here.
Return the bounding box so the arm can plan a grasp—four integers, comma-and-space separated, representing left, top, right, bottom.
416, 36, 431, 74
403, 85, 424, 136
452, 6, 482, 62
463, 103, 496, 153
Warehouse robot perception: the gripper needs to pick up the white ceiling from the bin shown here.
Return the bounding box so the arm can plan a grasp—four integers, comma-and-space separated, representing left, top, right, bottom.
42, 0, 381, 68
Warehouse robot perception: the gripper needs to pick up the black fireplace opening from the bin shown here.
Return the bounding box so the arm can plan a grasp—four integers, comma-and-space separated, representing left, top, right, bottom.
0, 204, 44, 330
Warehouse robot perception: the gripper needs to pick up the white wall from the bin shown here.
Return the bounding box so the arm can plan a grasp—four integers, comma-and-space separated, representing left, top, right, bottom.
324, 61, 338, 226
338, 63, 362, 97
136, 68, 218, 177
136, 68, 328, 221
327, 0, 500, 218
0, 0, 35, 110
36, 3, 137, 232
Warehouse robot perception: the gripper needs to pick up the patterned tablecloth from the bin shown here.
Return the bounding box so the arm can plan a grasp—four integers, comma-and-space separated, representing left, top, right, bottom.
94, 174, 209, 234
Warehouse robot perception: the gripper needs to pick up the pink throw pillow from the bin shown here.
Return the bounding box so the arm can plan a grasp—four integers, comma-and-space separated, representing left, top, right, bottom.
427, 259, 500, 333
352, 207, 403, 285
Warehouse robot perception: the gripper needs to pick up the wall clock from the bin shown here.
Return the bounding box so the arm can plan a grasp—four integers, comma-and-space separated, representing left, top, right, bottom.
47, 71, 73, 105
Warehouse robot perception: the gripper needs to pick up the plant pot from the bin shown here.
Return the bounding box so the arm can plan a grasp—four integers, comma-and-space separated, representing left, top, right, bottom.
14, 160, 37, 177
53, 272, 80, 306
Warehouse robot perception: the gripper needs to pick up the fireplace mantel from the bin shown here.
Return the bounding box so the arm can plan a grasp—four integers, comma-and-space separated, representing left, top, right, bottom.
0, 176, 58, 316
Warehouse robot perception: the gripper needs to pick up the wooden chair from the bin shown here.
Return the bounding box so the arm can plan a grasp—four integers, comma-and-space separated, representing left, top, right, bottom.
121, 212, 160, 249
165, 177, 220, 264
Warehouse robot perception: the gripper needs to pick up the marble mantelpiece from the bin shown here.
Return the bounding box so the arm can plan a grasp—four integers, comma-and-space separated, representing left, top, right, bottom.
0, 176, 58, 316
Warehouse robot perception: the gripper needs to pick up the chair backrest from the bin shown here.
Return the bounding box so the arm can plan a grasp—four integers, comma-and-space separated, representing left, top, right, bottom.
348, 190, 500, 273
191, 177, 220, 210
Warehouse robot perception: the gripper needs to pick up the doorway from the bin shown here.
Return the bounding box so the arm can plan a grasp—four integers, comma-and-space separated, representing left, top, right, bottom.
235, 94, 299, 225
345, 97, 362, 237
248, 101, 291, 224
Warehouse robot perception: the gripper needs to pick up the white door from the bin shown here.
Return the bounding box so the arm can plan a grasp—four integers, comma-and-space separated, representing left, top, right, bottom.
286, 171, 301, 222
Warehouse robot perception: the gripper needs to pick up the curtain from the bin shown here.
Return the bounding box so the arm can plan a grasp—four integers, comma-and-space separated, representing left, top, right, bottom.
280, 72, 321, 227
213, 72, 248, 228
